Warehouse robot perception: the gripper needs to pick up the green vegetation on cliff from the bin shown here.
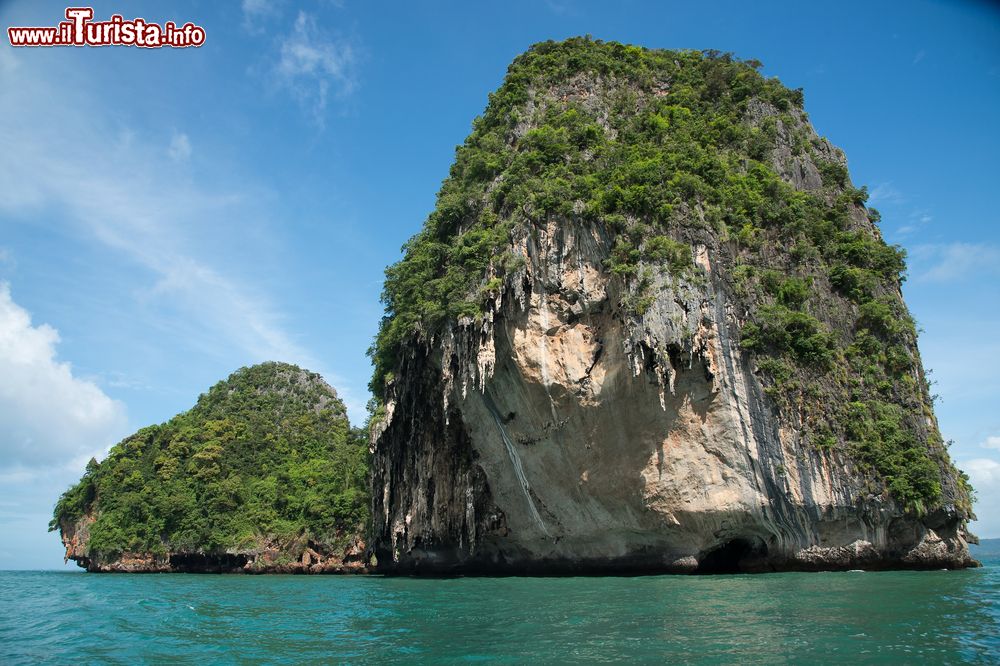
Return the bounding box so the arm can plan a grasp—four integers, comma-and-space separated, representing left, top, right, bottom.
51, 363, 369, 559
371, 39, 804, 394
370, 37, 971, 514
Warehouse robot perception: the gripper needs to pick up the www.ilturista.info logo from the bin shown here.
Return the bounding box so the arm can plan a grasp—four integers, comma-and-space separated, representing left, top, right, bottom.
7, 7, 205, 48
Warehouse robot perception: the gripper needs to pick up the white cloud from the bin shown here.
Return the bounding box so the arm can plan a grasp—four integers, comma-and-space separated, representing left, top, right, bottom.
913, 50, 926, 65
168, 131, 192, 162
908, 242, 1000, 283
983, 436, 1000, 450
273, 11, 357, 125
0, 283, 127, 471
962, 457, 1000, 538
965, 457, 1000, 483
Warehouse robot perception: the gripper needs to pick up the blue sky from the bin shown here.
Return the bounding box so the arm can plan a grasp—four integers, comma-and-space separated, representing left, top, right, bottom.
0, 0, 997, 570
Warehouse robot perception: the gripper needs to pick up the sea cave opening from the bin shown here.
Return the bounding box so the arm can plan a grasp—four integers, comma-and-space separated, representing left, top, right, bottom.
168, 552, 249, 572
695, 537, 767, 574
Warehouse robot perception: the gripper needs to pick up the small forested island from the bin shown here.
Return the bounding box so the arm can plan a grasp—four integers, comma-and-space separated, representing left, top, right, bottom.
54, 38, 977, 575
51, 363, 369, 572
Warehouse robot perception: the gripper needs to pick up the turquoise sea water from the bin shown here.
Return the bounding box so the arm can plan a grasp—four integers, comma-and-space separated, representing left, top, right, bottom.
2, 547, 998, 664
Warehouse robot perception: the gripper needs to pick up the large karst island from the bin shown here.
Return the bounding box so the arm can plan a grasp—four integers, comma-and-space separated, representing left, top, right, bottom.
54, 38, 977, 574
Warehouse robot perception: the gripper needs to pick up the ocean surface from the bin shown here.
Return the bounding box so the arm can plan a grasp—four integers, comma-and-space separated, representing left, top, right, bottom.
2, 543, 998, 664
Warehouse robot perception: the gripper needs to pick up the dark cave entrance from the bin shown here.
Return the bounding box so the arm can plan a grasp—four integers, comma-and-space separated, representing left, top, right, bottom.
168, 552, 249, 572
695, 537, 767, 574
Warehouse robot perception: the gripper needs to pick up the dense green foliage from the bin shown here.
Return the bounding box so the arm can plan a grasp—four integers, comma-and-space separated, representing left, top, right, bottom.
740, 304, 837, 369
51, 363, 369, 558
370, 37, 967, 513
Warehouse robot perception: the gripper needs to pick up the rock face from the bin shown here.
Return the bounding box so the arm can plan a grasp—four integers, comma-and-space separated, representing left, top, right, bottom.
53, 362, 370, 573
369, 39, 977, 574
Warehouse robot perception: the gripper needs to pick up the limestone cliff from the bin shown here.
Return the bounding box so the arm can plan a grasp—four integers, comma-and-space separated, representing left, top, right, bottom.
369, 39, 977, 574
52, 362, 369, 573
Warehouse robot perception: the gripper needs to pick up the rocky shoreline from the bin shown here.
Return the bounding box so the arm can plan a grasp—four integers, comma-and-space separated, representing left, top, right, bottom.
63, 545, 370, 574
62, 517, 978, 575
60, 513, 370, 574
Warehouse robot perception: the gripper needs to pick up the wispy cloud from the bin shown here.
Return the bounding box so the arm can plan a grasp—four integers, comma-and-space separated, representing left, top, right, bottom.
100, 371, 156, 392
241, 0, 279, 34
866, 183, 937, 238
545, 0, 578, 15
272, 11, 358, 125
984, 436, 1000, 450
868, 182, 905, 206
913, 50, 926, 65
908, 242, 1000, 283
168, 131, 192, 162
0, 50, 320, 375
895, 211, 932, 238
242, 0, 274, 13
